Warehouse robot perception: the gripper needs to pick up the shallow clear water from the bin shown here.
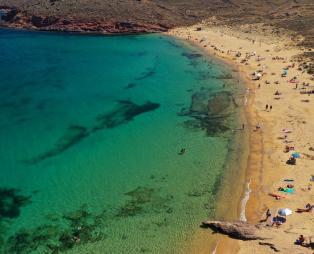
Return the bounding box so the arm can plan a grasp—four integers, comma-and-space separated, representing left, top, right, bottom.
0, 29, 241, 253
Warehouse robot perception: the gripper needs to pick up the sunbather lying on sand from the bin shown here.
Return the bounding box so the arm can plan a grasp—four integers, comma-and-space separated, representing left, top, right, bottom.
295, 235, 305, 245
284, 145, 294, 153
296, 203, 313, 213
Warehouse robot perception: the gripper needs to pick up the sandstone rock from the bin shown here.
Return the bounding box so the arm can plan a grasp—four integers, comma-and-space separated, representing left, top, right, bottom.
202, 220, 266, 240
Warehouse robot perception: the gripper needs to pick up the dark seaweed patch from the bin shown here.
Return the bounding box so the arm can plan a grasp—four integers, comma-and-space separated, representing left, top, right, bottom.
115, 186, 173, 218
187, 183, 210, 197
182, 52, 203, 59
215, 73, 233, 79
124, 83, 137, 89
135, 68, 155, 81
197, 71, 214, 81
51, 83, 65, 90
26, 125, 89, 164
0, 188, 31, 220
135, 51, 147, 57
167, 40, 181, 48
2, 205, 106, 254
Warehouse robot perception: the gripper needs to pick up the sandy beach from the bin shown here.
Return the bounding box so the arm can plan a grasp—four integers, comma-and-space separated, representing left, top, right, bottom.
168, 22, 314, 254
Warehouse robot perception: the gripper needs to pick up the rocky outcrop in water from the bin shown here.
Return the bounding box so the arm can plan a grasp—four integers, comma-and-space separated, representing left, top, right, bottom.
180, 90, 235, 136
0, 6, 168, 34
202, 220, 266, 240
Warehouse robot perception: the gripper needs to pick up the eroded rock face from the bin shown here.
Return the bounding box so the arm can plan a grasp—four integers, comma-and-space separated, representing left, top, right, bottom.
31, 15, 59, 27
202, 220, 265, 240
0, 7, 19, 22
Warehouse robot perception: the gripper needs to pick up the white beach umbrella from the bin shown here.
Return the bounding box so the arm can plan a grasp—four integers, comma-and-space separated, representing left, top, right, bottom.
278, 208, 292, 216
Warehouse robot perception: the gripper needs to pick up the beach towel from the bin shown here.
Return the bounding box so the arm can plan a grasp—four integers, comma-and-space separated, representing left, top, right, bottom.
280, 188, 295, 194
292, 152, 300, 158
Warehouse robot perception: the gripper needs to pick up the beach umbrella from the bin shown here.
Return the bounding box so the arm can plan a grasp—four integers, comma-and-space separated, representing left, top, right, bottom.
278, 208, 292, 216
292, 152, 300, 158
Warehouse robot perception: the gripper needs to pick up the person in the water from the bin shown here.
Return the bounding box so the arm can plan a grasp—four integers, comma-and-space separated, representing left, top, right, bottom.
178, 148, 186, 155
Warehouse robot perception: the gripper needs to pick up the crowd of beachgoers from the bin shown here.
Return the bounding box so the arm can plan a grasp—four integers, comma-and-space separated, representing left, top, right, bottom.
169, 23, 314, 253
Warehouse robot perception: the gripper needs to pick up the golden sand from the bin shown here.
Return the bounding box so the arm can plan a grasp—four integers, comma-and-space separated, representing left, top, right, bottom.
168, 23, 314, 254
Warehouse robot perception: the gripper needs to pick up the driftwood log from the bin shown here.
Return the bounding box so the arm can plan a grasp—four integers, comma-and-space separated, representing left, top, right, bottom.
202, 220, 266, 240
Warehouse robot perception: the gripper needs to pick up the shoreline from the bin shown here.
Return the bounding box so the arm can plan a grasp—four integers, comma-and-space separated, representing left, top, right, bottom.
168, 32, 252, 254
168, 23, 314, 253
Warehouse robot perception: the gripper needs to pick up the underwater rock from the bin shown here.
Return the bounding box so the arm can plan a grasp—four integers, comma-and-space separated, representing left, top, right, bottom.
116, 187, 154, 217
116, 201, 144, 217
183, 115, 230, 136
3, 205, 106, 253
27, 125, 89, 164
124, 83, 137, 89
190, 91, 232, 116
93, 100, 160, 130
125, 187, 155, 203
167, 40, 180, 48
215, 73, 234, 79
182, 52, 203, 59
135, 68, 155, 80
197, 71, 214, 80
207, 92, 232, 115
27, 100, 160, 163
190, 92, 209, 114
115, 186, 172, 218
181, 90, 235, 136
0, 188, 31, 219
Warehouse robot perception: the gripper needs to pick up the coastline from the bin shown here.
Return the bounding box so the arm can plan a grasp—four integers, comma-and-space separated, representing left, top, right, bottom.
168, 33, 252, 254
1, 21, 313, 253
168, 22, 314, 253
0, 6, 168, 34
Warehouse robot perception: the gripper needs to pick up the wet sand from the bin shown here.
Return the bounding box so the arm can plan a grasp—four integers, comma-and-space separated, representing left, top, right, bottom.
168, 23, 314, 253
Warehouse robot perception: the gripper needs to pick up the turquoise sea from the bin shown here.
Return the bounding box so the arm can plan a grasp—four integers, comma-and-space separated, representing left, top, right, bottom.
0, 29, 243, 253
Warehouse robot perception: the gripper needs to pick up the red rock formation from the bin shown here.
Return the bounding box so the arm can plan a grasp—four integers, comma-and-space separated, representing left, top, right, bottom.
0, 6, 168, 34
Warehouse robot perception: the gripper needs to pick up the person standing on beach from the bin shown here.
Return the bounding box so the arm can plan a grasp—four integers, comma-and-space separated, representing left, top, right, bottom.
266, 209, 271, 221
270, 105, 272, 111
265, 104, 268, 111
